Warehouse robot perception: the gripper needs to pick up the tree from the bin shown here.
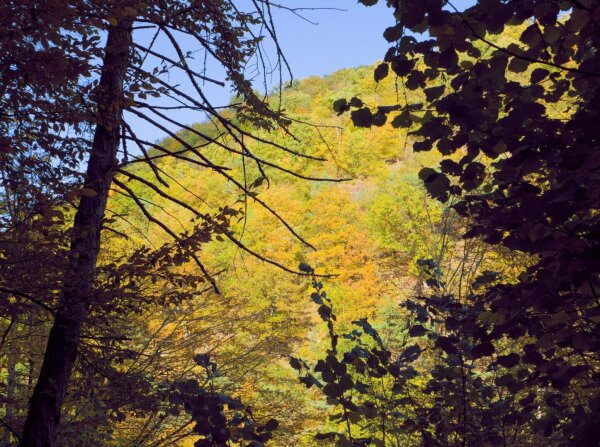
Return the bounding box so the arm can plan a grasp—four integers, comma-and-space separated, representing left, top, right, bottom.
1, 2, 340, 445
339, 0, 600, 443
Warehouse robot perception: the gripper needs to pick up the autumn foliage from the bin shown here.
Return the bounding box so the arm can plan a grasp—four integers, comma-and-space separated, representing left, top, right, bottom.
1, 1, 599, 446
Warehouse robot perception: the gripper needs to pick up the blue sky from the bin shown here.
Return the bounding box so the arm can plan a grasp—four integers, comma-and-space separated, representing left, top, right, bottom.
127, 1, 474, 143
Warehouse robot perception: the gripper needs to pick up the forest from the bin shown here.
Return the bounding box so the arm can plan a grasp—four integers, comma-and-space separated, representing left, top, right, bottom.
1, 1, 599, 446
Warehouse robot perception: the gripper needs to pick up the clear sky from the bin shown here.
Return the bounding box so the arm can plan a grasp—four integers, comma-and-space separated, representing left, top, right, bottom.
127, 0, 474, 143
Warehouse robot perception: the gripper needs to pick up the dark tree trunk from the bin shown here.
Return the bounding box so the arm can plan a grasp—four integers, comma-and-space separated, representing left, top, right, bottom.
2, 336, 16, 446
19, 19, 133, 447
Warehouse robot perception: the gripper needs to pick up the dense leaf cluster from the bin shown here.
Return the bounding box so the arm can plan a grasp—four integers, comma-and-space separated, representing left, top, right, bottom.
172, 355, 279, 447
336, 0, 600, 444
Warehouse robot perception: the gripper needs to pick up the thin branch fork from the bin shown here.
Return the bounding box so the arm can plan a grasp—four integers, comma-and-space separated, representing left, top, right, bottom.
131, 65, 325, 161
112, 177, 219, 293
119, 133, 223, 167
0, 287, 56, 315
120, 132, 229, 171
157, 24, 288, 148
133, 42, 225, 87
122, 120, 168, 187
112, 176, 335, 278
125, 107, 317, 249
137, 102, 350, 183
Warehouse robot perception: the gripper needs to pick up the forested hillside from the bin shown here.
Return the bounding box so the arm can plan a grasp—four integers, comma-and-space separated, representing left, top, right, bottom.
98, 65, 473, 445
1, 63, 524, 445
1, 1, 598, 446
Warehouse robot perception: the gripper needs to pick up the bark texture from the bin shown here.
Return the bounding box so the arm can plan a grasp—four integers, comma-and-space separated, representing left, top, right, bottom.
20, 19, 133, 447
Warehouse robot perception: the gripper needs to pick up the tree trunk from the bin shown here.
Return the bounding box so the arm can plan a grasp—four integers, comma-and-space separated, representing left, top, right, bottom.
2, 335, 16, 446
19, 19, 133, 447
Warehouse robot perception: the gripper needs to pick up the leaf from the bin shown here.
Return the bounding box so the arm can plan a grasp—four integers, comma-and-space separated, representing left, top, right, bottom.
315, 432, 337, 441
264, 419, 279, 431
418, 168, 450, 200
250, 176, 265, 188
298, 263, 313, 273
289, 357, 302, 370
351, 108, 373, 128
495, 374, 516, 387
194, 353, 211, 367
121, 6, 137, 17
383, 24, 403, 42
477, 311, 506, 325
471, 341, 495, 359
391, 110, 412, 128
311, 292, 323, 305
508, 57, 529, 73
408, 324, 427, 337
349, 97, 364, 107
440, 158, 461, 176
401, 344, 421, 361
438, 47, 458, 69
405, 71, 426, 90
536, 333, 554, 349
436, 336, 459, 355
318, 304, 332, 321
497, 353, 520, 368
374, 63, 389, 82
571, 334, 593, 351
332, 98, 349, 115
391, 57, 415, 77
461, 162, 485, 191
418, 167, 437, 182
424, 85, 445, 101
372, 111, 387, 126
299, 375, 319, 388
